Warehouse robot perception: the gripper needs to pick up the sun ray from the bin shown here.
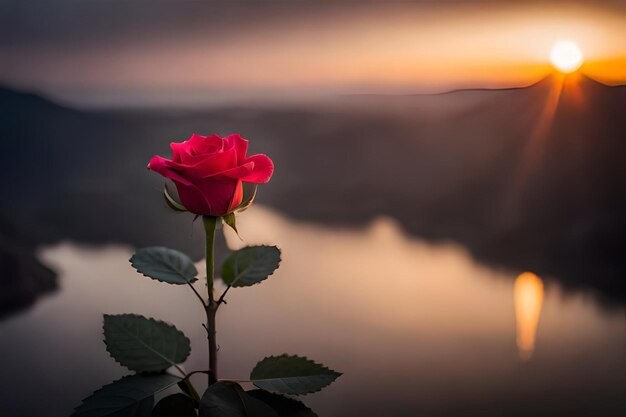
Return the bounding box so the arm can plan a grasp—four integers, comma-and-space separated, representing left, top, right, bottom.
500, 73, 566, 224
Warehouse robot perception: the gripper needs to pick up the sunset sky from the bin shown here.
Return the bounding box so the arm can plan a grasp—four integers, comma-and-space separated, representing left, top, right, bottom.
1, 0, 624, 106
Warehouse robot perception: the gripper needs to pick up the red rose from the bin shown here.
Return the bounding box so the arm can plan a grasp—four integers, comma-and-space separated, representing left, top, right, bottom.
148, 134, 274, 216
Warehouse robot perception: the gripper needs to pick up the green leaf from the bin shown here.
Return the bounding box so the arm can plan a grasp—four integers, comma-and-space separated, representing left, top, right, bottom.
247, 390, 318, 417
130, 247, 198, 285
199, 382, 277, 417
164, 183, 187, 212
250, 355, 341, 395
104, 314, 191, 373
152, 393, 197, 417
72, 374, 181, 417
222, 212, 239, 236
221, 246, 281, 287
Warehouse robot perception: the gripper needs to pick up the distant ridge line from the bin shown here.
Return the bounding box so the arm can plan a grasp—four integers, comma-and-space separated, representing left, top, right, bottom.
344, 74, 625, 98
0, 74, 624, 109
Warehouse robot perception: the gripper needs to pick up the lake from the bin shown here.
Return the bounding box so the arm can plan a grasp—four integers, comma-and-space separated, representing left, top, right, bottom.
0, 206, 624, 416
1, 78, 625, 416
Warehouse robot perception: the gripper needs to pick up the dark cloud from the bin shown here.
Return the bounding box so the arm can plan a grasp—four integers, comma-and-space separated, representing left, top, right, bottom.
0, 1, 238, 48
1, 0, 624, 49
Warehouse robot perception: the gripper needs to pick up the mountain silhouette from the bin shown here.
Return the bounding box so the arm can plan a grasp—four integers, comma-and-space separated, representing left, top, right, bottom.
0, 75, 624, 315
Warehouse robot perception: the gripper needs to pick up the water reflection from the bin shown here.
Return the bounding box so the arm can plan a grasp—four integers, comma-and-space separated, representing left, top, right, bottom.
514, 272, 544, 360
0, 206, 624, 416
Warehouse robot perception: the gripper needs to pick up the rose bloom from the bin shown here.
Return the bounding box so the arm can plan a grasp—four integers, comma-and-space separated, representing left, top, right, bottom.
148, 134, 274, 216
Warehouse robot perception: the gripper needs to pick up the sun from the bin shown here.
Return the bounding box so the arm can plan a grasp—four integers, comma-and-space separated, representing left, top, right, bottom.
550, 41, 584, 74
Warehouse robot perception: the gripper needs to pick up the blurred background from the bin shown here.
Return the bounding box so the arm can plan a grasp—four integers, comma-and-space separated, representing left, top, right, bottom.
0, 1, 625, 416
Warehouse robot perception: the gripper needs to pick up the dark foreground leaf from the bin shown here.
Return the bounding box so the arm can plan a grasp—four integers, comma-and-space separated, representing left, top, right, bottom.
199, 382, 277, 417
104, 314, 191, 373
247, 390, 318, 417
221, 246, 281, 287
152, 393, 196, 417
72, 374, 181, 417
199, 382, 244, 417
130, 247, 198, 285
250, 355, 341, 395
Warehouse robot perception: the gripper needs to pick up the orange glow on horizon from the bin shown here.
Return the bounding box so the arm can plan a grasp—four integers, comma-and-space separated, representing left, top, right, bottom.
514, 272, 545, 360
582, 57, 626, 85
1, 1, 624, 104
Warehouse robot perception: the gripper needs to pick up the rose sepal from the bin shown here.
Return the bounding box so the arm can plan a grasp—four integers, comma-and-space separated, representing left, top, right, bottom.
164, 183, 188, 212
221, 185, 257, 237
222, 212, 240, 238
234, 185, 257, 213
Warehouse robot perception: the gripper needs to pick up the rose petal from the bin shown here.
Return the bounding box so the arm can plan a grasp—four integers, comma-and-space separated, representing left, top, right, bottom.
174, 181, 214, 215
217, 161, 255, 180
171, 141, 195, 164
170, 142, 185, 163
227, 180, 244, 213
160, 147, 239, 180
185, 146, 238, 179
241, 154, 274, 183
175, 144, 216, 165
224, 134, 249, 164
188, 133, 224, 155
193, 177, 242, 216
147, 155, 193, 186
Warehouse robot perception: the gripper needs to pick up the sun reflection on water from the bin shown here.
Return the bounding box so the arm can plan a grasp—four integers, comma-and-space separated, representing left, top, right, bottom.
514, 272, 544, 360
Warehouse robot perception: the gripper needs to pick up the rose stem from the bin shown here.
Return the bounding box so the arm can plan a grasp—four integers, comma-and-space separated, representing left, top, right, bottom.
202, 215, 219, 386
